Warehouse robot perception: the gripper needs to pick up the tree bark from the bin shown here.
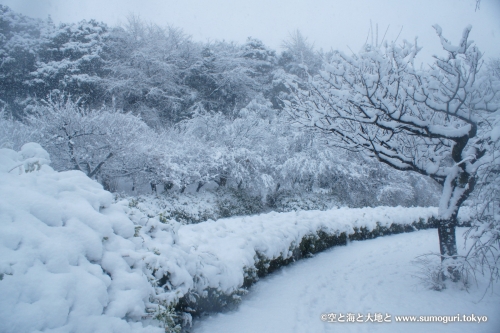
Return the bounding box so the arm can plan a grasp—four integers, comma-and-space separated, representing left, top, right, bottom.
437, 217, 460, 282
215, 176, 227, 187
88, 152, 113, 178
163, 181, 174, 191
436, 167, 475, 283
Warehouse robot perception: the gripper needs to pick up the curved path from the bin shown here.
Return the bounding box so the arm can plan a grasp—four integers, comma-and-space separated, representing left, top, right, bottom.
192, 229, 500, 333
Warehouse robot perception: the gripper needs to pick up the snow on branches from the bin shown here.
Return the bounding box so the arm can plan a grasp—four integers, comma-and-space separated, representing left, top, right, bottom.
284, 26, 500, 281
26, 96, 155, 186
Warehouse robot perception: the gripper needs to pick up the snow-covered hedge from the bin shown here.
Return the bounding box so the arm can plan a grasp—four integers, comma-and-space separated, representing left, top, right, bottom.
0, 143, 164, 333
0, 144, 470, 332
125, 188, 469, 317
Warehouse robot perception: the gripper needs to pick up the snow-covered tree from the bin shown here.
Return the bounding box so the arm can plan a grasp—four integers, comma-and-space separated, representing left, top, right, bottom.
176, 104, 271, 193
105, 17, 197, 125
185, 40, 266, 117
27, 19, 109, 108
284, 26, 500, 281
463, 58, 500, 288
27, 96, 155, 188
0, 5, 47, 116
279, 30, 323, 79
176, 95, 439, 209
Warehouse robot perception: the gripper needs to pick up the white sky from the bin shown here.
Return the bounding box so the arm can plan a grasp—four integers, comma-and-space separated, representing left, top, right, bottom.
2, 0, 500, 64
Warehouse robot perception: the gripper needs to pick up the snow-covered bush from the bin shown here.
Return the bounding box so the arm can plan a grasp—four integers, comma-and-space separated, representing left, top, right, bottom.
0, 109, 34, 150
0, 143, 163, 333
215, 187, 265, 218
122, 193, 220, 224
123, 191, 462, 317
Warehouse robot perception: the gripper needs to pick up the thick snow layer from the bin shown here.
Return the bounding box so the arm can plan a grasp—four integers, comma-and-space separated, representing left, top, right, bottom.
125, 199, 451, 301
0, 144, 162, 333
177, 207, 440, 292
192, 229, 500, 333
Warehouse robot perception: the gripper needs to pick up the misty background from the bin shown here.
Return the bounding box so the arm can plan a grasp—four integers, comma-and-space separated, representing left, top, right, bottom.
2, 0, 499, 63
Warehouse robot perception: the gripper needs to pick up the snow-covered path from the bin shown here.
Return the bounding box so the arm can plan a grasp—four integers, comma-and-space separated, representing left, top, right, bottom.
192, 229, 500, 333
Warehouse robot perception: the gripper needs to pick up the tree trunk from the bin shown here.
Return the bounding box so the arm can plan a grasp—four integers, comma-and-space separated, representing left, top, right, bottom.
436, 166, 476, 283
437, 217, 460, 282
88, 153, 113, 178
216, 176, 227, 187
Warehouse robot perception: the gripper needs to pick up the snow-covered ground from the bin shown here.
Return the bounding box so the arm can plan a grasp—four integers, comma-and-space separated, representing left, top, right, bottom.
192, 229, 500, 333
0, 144, 493, 333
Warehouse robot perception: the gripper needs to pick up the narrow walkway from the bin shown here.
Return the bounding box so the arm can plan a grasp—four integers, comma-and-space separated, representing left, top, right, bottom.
192, 229, 500, 333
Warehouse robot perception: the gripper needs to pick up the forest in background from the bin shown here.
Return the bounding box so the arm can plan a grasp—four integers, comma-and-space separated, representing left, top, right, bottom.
0, 4, 447, 220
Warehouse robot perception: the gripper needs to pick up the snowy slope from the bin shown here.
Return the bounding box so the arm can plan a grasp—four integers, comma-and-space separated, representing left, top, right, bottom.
192, 229, 500, 333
